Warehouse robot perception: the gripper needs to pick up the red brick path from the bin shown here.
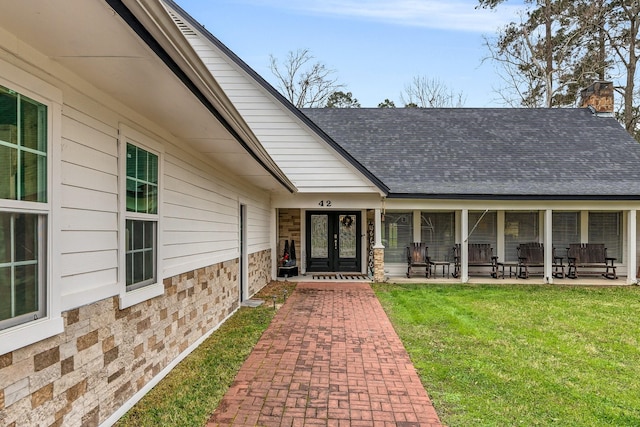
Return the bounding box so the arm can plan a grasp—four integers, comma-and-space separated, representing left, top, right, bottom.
207, 282, 442, 426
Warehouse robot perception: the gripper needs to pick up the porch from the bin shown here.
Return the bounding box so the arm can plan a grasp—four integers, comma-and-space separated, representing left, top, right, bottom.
276, 205, 639, 286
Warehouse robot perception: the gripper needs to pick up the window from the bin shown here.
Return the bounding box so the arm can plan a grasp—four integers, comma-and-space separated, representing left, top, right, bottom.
0, 84, 48, 331
589, 212, 622, 261
125, 143, 158, 291
421, 212, 455, 261
552, 212, 580, 259
504, 211, 539, 262
382, 212, 413, 263
468, 211, 497, 246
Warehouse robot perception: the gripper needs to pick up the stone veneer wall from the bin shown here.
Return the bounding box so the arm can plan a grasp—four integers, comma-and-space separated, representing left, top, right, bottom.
277, 209, 301, 263
0, 253, 269, 427
248, 249, 272, 296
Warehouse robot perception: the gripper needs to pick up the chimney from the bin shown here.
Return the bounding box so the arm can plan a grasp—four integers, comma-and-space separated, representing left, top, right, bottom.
580, 81, 614, 116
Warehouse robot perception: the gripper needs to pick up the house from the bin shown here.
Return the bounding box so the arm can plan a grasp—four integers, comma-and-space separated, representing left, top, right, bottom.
1, 1, 639, 426
0, 1, 294, 426
165, 0, 640, 284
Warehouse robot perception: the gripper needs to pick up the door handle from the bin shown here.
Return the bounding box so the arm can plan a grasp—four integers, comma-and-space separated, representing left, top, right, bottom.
334, 234, 337, 250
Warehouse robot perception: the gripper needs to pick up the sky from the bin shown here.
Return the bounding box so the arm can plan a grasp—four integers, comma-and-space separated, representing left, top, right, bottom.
173, 0, 529, 108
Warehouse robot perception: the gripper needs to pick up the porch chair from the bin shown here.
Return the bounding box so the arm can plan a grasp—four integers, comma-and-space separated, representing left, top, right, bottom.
406, 243, 431, 278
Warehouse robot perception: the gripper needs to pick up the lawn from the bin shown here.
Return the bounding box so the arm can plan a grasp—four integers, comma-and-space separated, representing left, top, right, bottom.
373, 283, 640, 427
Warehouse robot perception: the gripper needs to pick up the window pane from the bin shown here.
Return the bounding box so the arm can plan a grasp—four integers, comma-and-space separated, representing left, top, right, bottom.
552, 212, 580, 259
144, 249, 154, 281
0, 267, 11, 322
0, 144, 16, 200
421, 212, 455, 261
144, 221, 154, 248
126, 144, 136, 179
0, 212, 11, 263
383, 212, 413, 263
468, 211, 497, 246
15, 264, 37, 316
21, 150, 46, 202
136, 147, 148, 181
588, 212, 622, 260
504, 212, 539, 262
0, 87, 18, 131
20, 95, 47, 152
148, 152, 158, 184
133, 252, 144, 284
126, 253, 133, 286
14, 213, 37, 263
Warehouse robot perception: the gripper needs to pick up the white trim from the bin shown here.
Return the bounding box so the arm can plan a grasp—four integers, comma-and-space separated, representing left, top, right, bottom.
0, 62, 63, 354
61, 283, 118, 311
119, 281, 164, 309
99, 307, 238, 427
118, 124, 164, 309
0, 316, 64, 355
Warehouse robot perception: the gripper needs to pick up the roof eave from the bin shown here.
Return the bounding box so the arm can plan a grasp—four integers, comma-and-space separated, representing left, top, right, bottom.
112, 0, 297, 193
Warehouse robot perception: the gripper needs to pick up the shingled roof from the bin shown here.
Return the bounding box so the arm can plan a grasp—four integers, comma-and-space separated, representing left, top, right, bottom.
302, 108, 640, 200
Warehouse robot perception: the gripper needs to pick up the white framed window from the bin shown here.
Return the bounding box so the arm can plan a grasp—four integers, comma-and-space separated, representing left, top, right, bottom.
504, 211, 539, 262
0, 63, 64, 355
119, 125, 163, 309
0, 85, 48, 331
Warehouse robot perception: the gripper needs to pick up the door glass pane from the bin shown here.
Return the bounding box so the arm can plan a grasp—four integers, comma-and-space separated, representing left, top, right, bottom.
310, 214, 328, 258
339, 214, 356, 258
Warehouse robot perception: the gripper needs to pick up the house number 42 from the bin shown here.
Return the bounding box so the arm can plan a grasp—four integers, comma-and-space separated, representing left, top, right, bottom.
318, 200, 332, 207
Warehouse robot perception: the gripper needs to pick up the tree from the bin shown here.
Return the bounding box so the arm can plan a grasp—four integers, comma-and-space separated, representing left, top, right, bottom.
400, 76, 466, 108
480, 0, 586, 108
269, 48, 344, 108
326, 91, 361, 108
378, 99, 396, 108
480, 0, 640, 139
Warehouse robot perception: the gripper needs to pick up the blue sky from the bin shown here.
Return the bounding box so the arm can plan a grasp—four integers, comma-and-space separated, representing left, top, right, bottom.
174, 0, 528, 107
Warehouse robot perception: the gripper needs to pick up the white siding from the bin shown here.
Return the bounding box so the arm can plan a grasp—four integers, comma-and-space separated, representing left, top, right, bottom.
171, 11, 378, 194
46, 72, 273, 311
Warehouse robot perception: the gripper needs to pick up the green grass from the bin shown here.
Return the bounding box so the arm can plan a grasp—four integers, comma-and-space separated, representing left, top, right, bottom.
116, 281, 296, 427
373, 283, 640, 427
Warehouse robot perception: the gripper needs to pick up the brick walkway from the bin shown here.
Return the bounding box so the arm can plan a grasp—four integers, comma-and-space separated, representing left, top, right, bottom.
207, 282, 442, 427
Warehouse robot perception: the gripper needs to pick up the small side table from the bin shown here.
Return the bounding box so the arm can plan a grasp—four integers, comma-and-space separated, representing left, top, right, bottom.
430, 261, 450, 278
497, 262, 518, 279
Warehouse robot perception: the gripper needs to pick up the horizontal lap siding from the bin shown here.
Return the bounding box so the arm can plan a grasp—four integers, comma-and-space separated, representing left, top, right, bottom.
184, 33, 375, 193
162, 142, 271, 276
60, 109, 119, 306
60, 101, 272, 309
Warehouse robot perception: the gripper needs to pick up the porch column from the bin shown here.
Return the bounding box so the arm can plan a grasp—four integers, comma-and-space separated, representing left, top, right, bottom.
544, 209, 553, 284
373, 208, 385, 282
628, 209, 637, 285
461, 209, 469, 283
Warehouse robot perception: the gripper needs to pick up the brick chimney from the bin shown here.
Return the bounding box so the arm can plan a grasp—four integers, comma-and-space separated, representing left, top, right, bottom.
580, 81, 614, 115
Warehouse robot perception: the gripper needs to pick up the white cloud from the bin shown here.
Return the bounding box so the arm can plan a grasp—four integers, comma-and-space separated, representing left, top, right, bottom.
241, 0, 526, 33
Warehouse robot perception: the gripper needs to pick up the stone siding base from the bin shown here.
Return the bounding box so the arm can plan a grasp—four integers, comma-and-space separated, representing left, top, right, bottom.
0, 249, 271, 427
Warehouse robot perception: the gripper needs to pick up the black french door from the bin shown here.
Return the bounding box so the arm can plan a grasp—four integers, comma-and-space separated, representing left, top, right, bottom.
305, 211, 361, 272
